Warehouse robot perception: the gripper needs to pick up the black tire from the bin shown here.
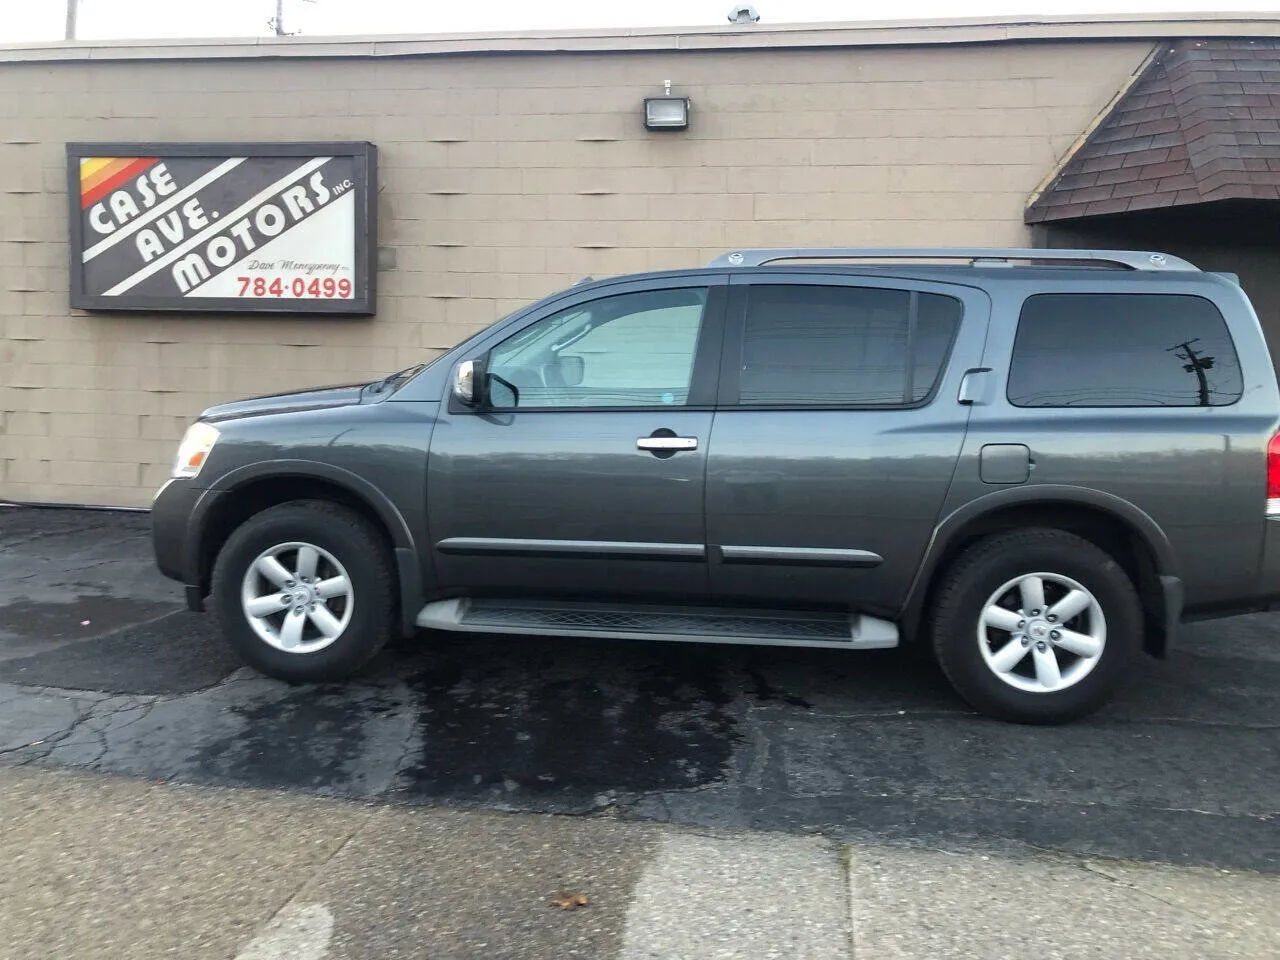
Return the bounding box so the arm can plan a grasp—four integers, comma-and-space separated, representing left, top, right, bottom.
929, 528, 1142, 724
211, 500, 394, 683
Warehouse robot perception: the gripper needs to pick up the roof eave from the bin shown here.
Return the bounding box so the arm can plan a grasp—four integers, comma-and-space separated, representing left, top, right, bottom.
3, 12, 1280, 63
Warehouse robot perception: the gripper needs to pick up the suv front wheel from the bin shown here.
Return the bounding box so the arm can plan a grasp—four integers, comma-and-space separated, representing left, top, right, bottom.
930, 528, 1142, 724
211, 500, 394, 683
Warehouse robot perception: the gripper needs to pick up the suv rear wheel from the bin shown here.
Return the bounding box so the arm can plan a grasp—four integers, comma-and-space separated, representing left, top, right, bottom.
930, 528, 1141, 724
211, 500, 394, 683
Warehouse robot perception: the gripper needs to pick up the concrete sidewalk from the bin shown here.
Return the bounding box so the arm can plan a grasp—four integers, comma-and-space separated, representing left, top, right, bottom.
1, 766, 1275, 960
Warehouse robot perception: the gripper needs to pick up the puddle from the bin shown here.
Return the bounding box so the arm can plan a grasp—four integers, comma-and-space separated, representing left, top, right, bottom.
395, 637, 740, 812
190, 682, 414, 796
0, 595, 182, 646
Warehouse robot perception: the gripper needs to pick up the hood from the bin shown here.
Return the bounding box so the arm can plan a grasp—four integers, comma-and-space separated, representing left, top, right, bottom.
199, 382, 369, 423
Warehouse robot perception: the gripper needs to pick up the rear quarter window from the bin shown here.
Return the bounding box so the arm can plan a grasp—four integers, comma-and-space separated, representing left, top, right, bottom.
1007, 293, 1243, 408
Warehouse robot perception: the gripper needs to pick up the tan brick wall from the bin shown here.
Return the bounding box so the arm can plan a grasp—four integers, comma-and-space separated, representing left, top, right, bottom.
0, 40, 1152, 506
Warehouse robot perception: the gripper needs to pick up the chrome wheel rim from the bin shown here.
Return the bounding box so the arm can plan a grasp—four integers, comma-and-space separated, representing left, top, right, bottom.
977, 572, 1105, 694
240, 541, 353, 654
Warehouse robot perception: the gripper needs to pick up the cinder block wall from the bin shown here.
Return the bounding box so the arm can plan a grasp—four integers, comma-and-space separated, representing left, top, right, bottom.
0, 39, 1150, 506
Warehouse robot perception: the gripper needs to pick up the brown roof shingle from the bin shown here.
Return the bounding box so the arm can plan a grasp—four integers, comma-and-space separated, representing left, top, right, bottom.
1026, 39, 1280, 223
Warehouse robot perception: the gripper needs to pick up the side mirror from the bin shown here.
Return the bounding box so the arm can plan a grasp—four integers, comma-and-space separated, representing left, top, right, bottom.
452, 359, 482, 406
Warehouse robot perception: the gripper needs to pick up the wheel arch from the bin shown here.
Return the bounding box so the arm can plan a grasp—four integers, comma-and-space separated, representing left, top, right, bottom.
188, 461, 422, 635
903, 486, 1180, 657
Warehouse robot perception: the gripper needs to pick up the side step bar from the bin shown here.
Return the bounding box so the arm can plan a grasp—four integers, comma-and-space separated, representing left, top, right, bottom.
415, 598, 898, 650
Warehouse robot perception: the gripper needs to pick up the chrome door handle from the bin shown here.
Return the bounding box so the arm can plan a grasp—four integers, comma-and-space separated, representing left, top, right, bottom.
958, 367, 993, 406
636, 436, 698, 452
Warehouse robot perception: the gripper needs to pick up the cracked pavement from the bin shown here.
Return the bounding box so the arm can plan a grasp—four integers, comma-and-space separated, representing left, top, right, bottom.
1, 505, 1278, 876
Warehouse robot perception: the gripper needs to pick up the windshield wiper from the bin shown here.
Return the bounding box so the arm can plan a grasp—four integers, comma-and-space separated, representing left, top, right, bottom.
366, 364, 424, 396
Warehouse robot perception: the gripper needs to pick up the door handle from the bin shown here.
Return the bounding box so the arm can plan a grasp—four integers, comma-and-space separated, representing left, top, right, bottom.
958, 367, 993, 406
636, 436, 698, 452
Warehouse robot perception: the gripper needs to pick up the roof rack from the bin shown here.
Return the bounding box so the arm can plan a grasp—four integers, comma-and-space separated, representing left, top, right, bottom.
707, 248, 1199, 272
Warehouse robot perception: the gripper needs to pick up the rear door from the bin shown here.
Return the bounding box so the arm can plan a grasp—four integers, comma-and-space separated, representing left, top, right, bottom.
705, 273, 990, 616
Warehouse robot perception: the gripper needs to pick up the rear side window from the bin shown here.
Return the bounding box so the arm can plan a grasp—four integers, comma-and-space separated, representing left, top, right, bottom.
737, 285, 962, 406
1008, 294, 1243, 408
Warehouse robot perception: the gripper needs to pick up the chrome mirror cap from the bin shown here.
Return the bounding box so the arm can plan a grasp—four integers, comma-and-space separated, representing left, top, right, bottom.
453, 360, 480, 405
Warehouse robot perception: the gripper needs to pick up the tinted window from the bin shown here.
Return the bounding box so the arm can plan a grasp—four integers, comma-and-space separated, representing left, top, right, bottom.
487, 288, 707, 408
738, 285, 962, 406
1008, 294, 1243, 408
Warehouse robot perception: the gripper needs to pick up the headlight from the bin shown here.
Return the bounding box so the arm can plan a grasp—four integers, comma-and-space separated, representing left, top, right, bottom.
172, 422, 220, 479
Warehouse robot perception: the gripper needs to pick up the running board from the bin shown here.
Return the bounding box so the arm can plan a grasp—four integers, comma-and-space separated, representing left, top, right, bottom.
415, 598, 898, 650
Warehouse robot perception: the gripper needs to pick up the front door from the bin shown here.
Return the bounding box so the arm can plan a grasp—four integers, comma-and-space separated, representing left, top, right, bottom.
427, 278, 727, 600
705, 274, 989, 616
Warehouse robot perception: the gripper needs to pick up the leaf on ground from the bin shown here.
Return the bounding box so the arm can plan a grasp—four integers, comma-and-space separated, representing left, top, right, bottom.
548, 892, 589, 910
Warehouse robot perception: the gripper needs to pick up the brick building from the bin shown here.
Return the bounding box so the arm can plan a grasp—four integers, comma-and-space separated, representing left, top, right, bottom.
2, 13, 1279, 507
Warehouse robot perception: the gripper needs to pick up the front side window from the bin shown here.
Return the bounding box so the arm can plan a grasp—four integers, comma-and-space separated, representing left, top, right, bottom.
736, 284, 962, 406
1008, 294, 1243, 408
485, 287, 708, 409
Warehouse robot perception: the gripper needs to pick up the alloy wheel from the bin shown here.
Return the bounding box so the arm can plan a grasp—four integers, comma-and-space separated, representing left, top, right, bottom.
240, 541, 354, 654
977, 571, 1106, 694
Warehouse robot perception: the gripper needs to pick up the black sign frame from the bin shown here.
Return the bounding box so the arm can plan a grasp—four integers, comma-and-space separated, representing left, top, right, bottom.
66, 141, 377, 316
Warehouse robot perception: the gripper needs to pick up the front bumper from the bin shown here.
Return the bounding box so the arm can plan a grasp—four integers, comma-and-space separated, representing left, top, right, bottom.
151, 477, 205, 610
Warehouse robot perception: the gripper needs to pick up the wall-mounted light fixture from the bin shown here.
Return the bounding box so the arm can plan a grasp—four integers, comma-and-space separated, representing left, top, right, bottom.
644, 80, 690, 131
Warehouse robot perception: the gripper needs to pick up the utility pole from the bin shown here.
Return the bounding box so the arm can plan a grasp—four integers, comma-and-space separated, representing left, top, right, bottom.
65, 0, 78, 40
270, 0, 315, 38
1168, 338, 1215, 407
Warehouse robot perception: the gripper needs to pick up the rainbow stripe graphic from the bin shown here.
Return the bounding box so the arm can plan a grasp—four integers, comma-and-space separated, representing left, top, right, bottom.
79, 156, 159, 209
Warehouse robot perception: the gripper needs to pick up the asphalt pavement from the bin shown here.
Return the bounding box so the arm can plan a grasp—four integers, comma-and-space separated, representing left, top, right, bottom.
2, 505, 1277, 870
1, 504, 1278, 958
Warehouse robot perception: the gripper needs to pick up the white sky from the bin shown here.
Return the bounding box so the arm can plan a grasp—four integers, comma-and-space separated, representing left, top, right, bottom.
1, 0, 1274, 43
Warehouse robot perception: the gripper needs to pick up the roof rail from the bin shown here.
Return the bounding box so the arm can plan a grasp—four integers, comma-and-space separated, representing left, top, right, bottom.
707, 248, 1199, 272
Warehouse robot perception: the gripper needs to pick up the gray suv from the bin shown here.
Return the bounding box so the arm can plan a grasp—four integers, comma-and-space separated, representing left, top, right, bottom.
152, 248, 1280, 723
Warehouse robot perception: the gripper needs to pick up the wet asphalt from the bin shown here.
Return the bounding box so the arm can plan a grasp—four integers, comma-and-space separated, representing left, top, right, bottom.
1, 506, 1277, 873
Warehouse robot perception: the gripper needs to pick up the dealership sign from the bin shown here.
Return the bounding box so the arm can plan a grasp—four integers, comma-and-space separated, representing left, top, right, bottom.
66, 142, 377, 314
